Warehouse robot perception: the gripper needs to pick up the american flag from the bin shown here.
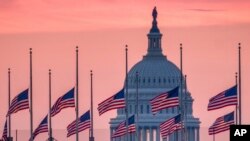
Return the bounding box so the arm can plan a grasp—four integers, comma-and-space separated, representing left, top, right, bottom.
208, 85, 237, 111
160, 114, 182, 139
209, 111, 234, 135
67, 110, 90, 137
33, 115, 48, 139
150, 86, 179, 114
97, 89, 125, 115
7, 89, 29, 116
1, 120, 7, 141
51, 88, 75, 117
112, 115, 136, 138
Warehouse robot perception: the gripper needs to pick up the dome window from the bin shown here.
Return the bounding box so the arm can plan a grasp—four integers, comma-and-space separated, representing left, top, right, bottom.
168, 78, 171, 83
143, 78, 145, 83
158, 78, 161, 83
148, 78, 150, 83
153, 78, 156, 83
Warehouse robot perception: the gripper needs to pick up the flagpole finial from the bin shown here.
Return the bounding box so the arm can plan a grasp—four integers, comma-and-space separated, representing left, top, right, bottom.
76, 46, 78, 52
238, 43, 241, 49
180, 43, 183, 49
90, 70, 93, 75
125, 44, 128, 50
49, 69, 51, 74
8, 68, 10, 72
29, 48, 32, 54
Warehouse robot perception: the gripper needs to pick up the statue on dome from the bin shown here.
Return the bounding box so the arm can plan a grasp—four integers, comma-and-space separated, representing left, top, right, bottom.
152, 7, 157, 20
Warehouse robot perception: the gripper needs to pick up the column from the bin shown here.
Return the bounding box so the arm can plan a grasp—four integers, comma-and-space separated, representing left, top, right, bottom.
110, 127, 113, 141
142, 127, 146, 141
145, 128, 148, 141
197, 127, 200, 141
150, 127, 154, 141
191, 127, 194, 141
188, 127, 191, 141
156, 127, 160, 141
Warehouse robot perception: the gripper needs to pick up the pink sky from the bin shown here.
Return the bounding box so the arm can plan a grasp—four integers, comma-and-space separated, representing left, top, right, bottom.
0, 0, 250, 140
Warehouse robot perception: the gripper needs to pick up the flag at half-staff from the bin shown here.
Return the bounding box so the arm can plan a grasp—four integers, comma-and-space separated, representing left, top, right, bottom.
51, 88, 75, 117
97, 89, 125, 115
209, 111, 235, 135
150, 86, 179, 115
6, 89, 29, 116
160, 114, 182, 139
112, 115, 136, 138
1, 120, 7, 141
32, 115, 48, 139
67, 110, 90, 137
208, 85, 237, 111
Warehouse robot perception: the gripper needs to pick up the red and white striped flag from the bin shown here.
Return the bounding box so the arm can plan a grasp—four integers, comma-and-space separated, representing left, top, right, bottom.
150, 87, 179, 114
160, 114, 182, 139
6, 89, 29, 116
97, 89, 125, 115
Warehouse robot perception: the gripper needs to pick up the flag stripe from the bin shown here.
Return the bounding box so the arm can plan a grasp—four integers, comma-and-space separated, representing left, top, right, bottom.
160, 114, 182, 139
51, 88, 75, 117
208, 85, 237, 111
7, 89, 29, 116
67, 110, 91, 137
208, 111, 234, 135
97, 89, 125, 115
150, 87, 179, 114
33, 116, 48, 139
112, 115, 136, 138
1, 121, 7, 141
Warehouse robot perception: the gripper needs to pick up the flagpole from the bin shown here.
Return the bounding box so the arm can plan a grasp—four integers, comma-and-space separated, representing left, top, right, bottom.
90, 70, 94, 141
179, 43, 183, 141
29, 48, 33, 141
238, 43, 242, 125
76, 46, 79, 141
125, 45, 129, 141
213, 130, 215, 141
8, 68, 13, 141
184, 75, 187, 141
136, 71, 139, 141
48, 69, 53, 141
16, 129, 17, 141
235, 72, 238, 125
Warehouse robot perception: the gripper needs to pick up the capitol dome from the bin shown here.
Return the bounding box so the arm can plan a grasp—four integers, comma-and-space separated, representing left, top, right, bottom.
127, 7, 182, 89
110, 7, 200, 141
128, 54, 182, 89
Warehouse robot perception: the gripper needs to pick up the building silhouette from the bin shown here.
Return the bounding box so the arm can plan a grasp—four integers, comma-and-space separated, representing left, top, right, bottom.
110, 7, 200, 141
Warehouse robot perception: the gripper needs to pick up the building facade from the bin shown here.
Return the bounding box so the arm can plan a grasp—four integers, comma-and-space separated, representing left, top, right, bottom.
110, 7, 200, 141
